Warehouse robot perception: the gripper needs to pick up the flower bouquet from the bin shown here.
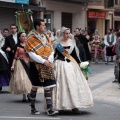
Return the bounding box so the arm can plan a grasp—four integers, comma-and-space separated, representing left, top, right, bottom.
80, 61, 91, 80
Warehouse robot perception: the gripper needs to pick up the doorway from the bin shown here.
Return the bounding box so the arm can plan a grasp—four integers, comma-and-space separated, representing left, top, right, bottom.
87, 19, 96, 37
105, 20, 110, 34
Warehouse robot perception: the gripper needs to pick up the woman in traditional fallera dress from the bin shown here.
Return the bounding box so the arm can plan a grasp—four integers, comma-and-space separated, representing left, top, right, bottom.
0, 31, 10, 91
47, 30, 55, 42
52, 27, 94, 113
9, 32, 32, 101
54, 30, 61, 41
90, 35, 102, 63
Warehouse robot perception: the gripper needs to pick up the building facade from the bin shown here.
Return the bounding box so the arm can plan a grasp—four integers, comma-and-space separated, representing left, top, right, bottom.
41, 0, 103, 33
0, 0, 102, 34
35, 0, 88, 33
87, 0, 120, 38
87, 0, 113, 38
112, 0, 120, 31
0, 0, 46, 31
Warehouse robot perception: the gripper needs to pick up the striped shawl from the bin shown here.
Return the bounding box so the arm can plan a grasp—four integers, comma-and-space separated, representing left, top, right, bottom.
25, 31, 54, 81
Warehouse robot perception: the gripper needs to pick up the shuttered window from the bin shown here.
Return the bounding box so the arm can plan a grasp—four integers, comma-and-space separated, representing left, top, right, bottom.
108, 0, 114, 7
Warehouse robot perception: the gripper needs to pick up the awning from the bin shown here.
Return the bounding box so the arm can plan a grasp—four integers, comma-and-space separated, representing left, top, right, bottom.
0, 1, 46, 11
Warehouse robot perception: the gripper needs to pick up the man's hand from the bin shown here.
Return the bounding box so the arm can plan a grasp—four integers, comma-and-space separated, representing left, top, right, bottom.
6, 47, 11, 52
44, 60, 50, 67
109, 45, 113, 47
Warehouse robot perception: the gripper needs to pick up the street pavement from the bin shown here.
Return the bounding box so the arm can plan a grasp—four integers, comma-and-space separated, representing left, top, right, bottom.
0, 63, 120, 120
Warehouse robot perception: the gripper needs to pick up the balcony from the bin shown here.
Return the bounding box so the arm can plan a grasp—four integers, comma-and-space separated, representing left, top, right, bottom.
113, 0, 120, 10
105, 0, 120, 9
88, 1, 104, 6
51, 0, 102, 5
88, 0, 105, 9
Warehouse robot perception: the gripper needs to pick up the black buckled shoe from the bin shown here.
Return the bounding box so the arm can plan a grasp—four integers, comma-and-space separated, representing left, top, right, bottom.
46, 109, 58, 116
72, 108, 81, 114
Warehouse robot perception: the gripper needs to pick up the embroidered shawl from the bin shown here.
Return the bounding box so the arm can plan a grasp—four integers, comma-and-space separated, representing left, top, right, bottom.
25, 30, 54, 81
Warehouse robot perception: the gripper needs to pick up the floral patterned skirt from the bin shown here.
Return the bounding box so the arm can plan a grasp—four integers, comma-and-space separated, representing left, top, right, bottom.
52, 60, 94, 110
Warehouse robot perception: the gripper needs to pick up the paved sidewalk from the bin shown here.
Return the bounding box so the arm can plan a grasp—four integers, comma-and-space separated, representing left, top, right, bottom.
89, 63, 120, 105
0, 63, 120, 120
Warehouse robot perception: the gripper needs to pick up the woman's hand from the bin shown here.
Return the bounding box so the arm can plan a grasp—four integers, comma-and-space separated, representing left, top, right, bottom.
6, 47, 11, 52
11, 66, 14, 71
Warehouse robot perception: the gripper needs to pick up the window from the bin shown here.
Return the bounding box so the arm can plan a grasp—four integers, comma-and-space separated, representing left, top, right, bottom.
108, 0, 114, 8
44, 11, 54, 31
114, 0, 119, 5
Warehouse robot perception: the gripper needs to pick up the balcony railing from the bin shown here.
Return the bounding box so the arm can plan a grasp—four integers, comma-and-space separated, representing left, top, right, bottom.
88, 1, 104, 6
51, 0, 102, 5
106, 0, 120, 8
114, 0, 120, 5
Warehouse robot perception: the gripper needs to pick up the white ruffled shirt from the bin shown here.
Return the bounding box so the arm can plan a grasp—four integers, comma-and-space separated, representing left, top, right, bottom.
28, 51, 54, 64
12, 33, 18, 44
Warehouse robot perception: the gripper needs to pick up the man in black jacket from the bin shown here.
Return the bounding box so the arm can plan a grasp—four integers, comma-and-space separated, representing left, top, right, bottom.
74, 28, 91, 61
2, 24, 18, 68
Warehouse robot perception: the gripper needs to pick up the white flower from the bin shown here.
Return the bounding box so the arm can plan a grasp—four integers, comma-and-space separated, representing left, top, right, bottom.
80, 61, 89, 69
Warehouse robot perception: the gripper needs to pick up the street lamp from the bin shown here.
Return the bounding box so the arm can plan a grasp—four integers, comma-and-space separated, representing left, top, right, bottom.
82, 3, 88, 30
108, 11, 113, 29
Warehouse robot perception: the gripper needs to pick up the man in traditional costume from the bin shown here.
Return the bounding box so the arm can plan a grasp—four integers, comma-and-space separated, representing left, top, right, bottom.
25, 19, 57, 116
104, 29, 116, 64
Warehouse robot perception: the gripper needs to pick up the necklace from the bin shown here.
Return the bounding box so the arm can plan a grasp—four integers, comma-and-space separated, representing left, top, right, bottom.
61, 39, 70, 46
20, 43, 25, 47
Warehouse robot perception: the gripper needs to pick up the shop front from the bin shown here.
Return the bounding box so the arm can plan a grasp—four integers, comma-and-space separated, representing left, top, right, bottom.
87, 10, 107, 38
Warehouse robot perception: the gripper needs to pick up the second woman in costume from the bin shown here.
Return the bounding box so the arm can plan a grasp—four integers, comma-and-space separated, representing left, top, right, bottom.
52, 27, 94, 113
9, 32, 32, 101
